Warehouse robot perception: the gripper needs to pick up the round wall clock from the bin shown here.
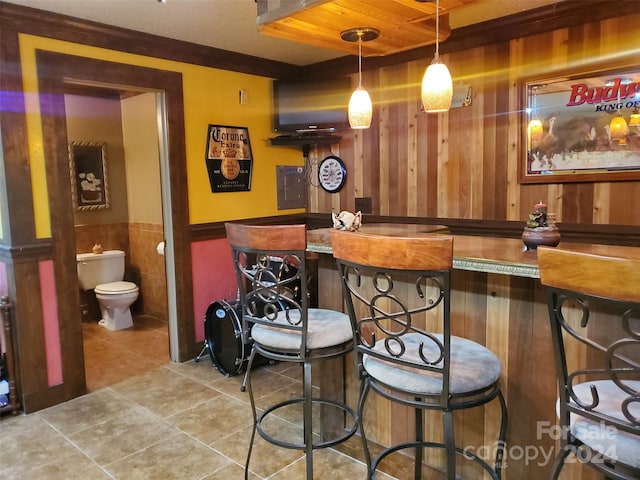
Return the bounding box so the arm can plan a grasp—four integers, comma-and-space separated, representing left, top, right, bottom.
318, 155, 346, 193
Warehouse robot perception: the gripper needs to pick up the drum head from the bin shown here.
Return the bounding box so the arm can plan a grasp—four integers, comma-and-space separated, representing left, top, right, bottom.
205, 300, 244, 376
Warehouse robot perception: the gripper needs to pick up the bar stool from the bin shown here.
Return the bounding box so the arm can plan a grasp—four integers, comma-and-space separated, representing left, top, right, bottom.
331, 230, 507, 480
225, 223, 357, 480
538, 246, 640, 480
331, 229, 507, 479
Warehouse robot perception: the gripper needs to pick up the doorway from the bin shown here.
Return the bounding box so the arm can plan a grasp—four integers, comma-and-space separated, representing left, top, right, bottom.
65, 89, 174, 390
36, 51, 195, 394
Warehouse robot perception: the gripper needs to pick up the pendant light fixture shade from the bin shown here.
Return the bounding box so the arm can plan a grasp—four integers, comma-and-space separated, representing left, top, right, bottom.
421, 62, 453, 112
609, 115, 628, 141
348, 86, 373, 129
528, 118, 543, 144
609, 87, 629, 142
421, 0, 452, 113
341, 27, 379, 129
527, 86, 543, 145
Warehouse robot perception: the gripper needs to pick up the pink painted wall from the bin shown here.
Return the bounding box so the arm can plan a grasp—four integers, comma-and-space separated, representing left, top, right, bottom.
39, 260, 63, 386
0, 261, 7, 296
191, 238, 237, 342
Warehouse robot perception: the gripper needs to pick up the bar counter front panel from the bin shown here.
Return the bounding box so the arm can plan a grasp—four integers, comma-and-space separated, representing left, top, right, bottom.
309, 224, 635, 480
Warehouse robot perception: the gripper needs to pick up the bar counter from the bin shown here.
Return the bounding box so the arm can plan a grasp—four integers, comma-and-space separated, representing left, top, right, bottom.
310, 224, 637, 480
308, 223, 640, 279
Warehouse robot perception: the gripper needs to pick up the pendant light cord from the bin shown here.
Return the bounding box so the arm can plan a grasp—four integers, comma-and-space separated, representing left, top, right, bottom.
433, 0, 440, 62
358, 33, 363, 87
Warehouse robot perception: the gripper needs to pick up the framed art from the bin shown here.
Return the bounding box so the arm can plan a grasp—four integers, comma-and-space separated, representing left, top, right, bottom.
69, 141, 110, 210
519, 62, 640, 183
205, 124, 253, 192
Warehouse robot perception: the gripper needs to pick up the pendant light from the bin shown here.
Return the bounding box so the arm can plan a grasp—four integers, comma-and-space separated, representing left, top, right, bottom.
609, 91, 628, 142
341, 27, 379, 129
528, 86, 543, 145
421, 0, 452, 112
528, 119, 543, 143
609, 114, 628, 142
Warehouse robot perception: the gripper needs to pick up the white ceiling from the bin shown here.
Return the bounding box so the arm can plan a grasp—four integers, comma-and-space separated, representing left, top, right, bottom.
3, 0, 562, 66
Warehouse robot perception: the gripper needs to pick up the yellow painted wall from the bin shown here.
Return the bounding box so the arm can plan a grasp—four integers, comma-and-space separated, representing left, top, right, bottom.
18, 34, 303, 238
122, 93, 162, 225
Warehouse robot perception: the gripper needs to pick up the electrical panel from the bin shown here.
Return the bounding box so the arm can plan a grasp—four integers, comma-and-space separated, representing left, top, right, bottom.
276, 165, 306, 210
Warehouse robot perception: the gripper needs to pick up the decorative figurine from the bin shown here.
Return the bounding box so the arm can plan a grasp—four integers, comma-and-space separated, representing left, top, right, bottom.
331, 210, 362, 232
522, 201, 561, 250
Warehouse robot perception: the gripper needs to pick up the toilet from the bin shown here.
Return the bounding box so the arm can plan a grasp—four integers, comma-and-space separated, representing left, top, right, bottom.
76, 250, 139, 330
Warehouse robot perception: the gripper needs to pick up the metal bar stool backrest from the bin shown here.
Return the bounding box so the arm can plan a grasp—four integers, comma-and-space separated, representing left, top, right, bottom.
225, 223, 308, 358
331, 230, 455, 403
538, 246, 640, 480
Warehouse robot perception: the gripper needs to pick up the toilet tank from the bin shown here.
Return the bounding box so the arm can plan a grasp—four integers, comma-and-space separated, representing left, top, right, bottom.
76, 250, 125, 290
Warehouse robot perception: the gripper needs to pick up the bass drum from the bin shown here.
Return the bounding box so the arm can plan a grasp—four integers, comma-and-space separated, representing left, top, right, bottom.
204, 300, 269, 376
204, 300, 247, 376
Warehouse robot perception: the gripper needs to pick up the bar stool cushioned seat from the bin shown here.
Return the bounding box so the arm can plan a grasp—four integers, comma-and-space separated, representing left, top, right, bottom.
566, 381, 640, 470
252, 308, 353, 350
364, 334, 502, 395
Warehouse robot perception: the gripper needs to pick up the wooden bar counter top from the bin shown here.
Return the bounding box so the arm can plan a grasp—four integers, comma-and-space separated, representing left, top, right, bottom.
308, 223, 640, 279
309, 223, 638, 480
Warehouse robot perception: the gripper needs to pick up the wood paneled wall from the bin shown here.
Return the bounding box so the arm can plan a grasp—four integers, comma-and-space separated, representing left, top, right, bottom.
308, 14, 638, 480
309, 14, 640, 228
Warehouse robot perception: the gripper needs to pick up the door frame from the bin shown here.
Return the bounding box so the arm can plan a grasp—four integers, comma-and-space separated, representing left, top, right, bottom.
35, 51, 195, 374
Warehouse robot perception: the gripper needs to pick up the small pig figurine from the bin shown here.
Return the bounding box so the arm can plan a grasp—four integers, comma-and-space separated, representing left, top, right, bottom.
331, 210, 362, 232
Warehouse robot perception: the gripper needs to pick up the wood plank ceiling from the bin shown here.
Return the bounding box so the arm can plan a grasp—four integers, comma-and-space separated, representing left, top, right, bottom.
257, 0, 478, 57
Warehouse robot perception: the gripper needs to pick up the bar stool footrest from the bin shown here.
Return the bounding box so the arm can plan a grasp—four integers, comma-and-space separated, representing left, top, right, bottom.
257, 396, 358, 450
372, 441, 502, 480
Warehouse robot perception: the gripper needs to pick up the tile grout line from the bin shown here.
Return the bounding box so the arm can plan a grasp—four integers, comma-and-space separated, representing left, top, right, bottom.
38, 411, 118, 480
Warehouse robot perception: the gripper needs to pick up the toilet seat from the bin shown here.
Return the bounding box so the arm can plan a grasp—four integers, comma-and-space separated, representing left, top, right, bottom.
95, 281, 138, 295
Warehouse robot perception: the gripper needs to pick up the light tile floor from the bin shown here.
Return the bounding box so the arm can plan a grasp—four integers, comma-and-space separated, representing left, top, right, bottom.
0, 315, 402, 479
